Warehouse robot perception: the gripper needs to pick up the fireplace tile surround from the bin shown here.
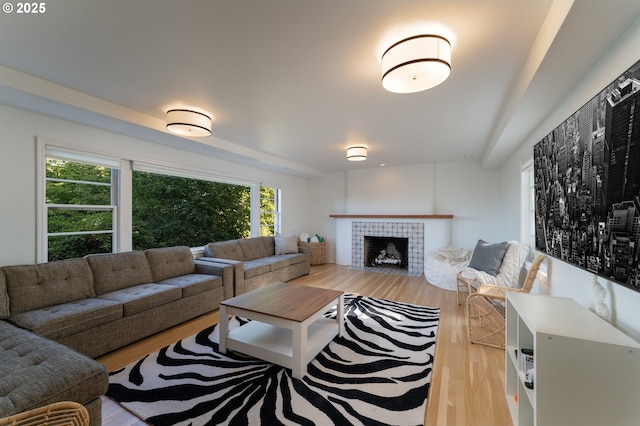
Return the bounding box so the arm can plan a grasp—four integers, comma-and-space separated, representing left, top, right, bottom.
352, 221, 424, 276
332, 215, 453, 278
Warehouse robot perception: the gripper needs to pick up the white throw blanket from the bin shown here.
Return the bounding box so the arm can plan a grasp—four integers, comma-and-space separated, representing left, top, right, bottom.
458, 241, 529, 289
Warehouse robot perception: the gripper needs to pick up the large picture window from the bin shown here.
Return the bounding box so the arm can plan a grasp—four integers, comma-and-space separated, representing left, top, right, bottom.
132, 171, 251, 249
38, 139, 278, 261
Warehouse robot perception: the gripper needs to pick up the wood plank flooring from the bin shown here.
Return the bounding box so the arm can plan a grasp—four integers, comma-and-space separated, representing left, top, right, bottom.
97, 264, 513, 426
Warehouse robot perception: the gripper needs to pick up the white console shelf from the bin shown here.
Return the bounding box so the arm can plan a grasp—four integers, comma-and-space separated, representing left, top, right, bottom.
505, 292, 640, 426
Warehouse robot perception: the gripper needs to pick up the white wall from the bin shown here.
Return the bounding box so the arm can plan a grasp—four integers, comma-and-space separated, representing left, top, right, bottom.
312, 162, 504, 263
344, 164, 436, 215
306, 171, 346, 263
0, 104, 311, 266
499, 17, 640, 340
434, 161, 505, 249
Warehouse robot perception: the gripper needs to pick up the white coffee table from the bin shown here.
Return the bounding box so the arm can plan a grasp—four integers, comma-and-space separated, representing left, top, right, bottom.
218, 282, 344, 379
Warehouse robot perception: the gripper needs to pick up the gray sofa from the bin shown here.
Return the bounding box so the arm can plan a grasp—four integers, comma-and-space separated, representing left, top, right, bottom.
0, 321, 107, 426
0, 245, 233, 424
199, 236, 310, 295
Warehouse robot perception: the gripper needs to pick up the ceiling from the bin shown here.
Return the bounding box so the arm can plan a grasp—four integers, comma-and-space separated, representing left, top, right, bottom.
1, 0, 640, 177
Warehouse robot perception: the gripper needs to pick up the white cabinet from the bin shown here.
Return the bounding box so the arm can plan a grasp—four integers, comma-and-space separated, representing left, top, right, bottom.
505, 292, 640, 426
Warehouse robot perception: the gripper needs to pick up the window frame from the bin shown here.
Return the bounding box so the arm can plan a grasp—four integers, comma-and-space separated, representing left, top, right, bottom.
38, 139, 122, 262
259, 185, 282, 236
521, 158, 535, 257
37, 137, 268, 261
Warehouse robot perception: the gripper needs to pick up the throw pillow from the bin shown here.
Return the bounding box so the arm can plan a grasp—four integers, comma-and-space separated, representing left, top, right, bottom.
275, 235, 298, 255
468, 239, 509, 276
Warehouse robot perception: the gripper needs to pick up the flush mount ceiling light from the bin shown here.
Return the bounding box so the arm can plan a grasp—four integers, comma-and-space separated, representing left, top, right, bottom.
166, 109, 212, 137
347, 146, 367, 161
381, 34, 451, 93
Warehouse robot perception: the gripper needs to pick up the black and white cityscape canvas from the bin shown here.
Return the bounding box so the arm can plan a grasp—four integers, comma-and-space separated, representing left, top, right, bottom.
534, 58, 640, 292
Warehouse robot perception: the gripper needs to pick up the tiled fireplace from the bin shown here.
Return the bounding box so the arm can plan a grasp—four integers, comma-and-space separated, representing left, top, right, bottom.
351, 221, 424, 276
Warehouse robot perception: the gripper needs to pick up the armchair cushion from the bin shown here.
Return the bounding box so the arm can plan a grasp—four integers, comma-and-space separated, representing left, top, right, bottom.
460, 241, 529, 289
467, 240, 509, 276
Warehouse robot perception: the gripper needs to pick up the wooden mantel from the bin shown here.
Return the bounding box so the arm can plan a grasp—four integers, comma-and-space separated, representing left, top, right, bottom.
329, 214, 453, 219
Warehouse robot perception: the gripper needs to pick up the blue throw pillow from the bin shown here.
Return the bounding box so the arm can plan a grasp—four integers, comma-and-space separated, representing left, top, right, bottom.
468, 240, 509, 276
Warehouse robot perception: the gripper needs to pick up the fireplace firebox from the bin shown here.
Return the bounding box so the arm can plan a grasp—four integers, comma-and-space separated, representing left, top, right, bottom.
364, 236, 409, 270
351, 221, 424, 277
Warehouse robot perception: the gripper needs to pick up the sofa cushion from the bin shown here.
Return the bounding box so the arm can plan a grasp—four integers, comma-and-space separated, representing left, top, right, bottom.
157, 274, 221, 298
86, 251, 154, 295
261, 236, 275, 255
238, 238, 270, 260
145, 246, 196, 282
204, 241, 245, 261
242, 261, 271, 279
275, 235, 299, 255
98, 283, 182, 316
0, 321, 107, 418
0, 270, 9, 319
254, 256, 291, 271
283, 253, 307, 265
9, 298, 122, 340
3, 259, 96, 316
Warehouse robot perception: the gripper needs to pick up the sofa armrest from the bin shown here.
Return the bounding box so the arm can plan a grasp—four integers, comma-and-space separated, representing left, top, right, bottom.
194, 260, 234, 299
296, 245, 312, 268
197, 257, 244, 297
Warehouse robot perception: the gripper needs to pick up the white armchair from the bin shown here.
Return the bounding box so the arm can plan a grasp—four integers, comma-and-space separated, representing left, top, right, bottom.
456, 240, 529, 305
466, 254, 546, 348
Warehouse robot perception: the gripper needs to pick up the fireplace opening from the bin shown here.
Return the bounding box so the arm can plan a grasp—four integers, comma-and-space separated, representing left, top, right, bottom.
364, 236, 409, 270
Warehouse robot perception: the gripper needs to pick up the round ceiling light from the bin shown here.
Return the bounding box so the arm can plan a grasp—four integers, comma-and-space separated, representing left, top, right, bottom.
381, 34, 451, 93
166, 109, 212, 137
347, 146, 368, 161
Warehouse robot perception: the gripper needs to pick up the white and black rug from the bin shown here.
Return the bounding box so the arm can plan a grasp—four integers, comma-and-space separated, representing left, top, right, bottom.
107, 295, 439, 425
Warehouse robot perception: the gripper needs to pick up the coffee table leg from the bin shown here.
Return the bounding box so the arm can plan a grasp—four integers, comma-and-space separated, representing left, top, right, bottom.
292, 322, 307, 380
219, 305, 228, 353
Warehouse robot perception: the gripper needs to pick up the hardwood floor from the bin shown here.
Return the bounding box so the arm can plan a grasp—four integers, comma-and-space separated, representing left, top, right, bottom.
97, 264, 513, 426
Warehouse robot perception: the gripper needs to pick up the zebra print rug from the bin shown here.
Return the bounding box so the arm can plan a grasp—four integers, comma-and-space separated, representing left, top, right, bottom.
107, 295, 439, 425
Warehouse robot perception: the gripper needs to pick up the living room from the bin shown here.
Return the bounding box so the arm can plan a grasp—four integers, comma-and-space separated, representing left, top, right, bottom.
2, 1, 640, 425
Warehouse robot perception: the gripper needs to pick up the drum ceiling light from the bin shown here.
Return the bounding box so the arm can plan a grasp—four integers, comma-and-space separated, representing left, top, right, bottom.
166, 109, 212, 137
347, 146, 367, 161
381, 34, 451, 93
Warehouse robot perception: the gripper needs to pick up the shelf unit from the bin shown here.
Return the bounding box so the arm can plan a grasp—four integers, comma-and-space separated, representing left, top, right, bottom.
505, 292, 640, 426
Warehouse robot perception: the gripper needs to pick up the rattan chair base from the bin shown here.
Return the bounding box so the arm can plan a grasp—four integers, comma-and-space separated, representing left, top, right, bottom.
466, 294, 506, 349
0, 401, 89, 426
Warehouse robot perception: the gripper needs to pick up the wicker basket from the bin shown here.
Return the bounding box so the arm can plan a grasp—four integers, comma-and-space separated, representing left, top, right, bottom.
298, 241, 326, 265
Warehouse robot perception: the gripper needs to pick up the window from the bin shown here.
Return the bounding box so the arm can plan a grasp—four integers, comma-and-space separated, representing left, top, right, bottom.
260, 186, 281, 236
42, 148, 120, 261
521, 159, 535, 256
131, 171, 251, 249
38, 139, 269, 261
